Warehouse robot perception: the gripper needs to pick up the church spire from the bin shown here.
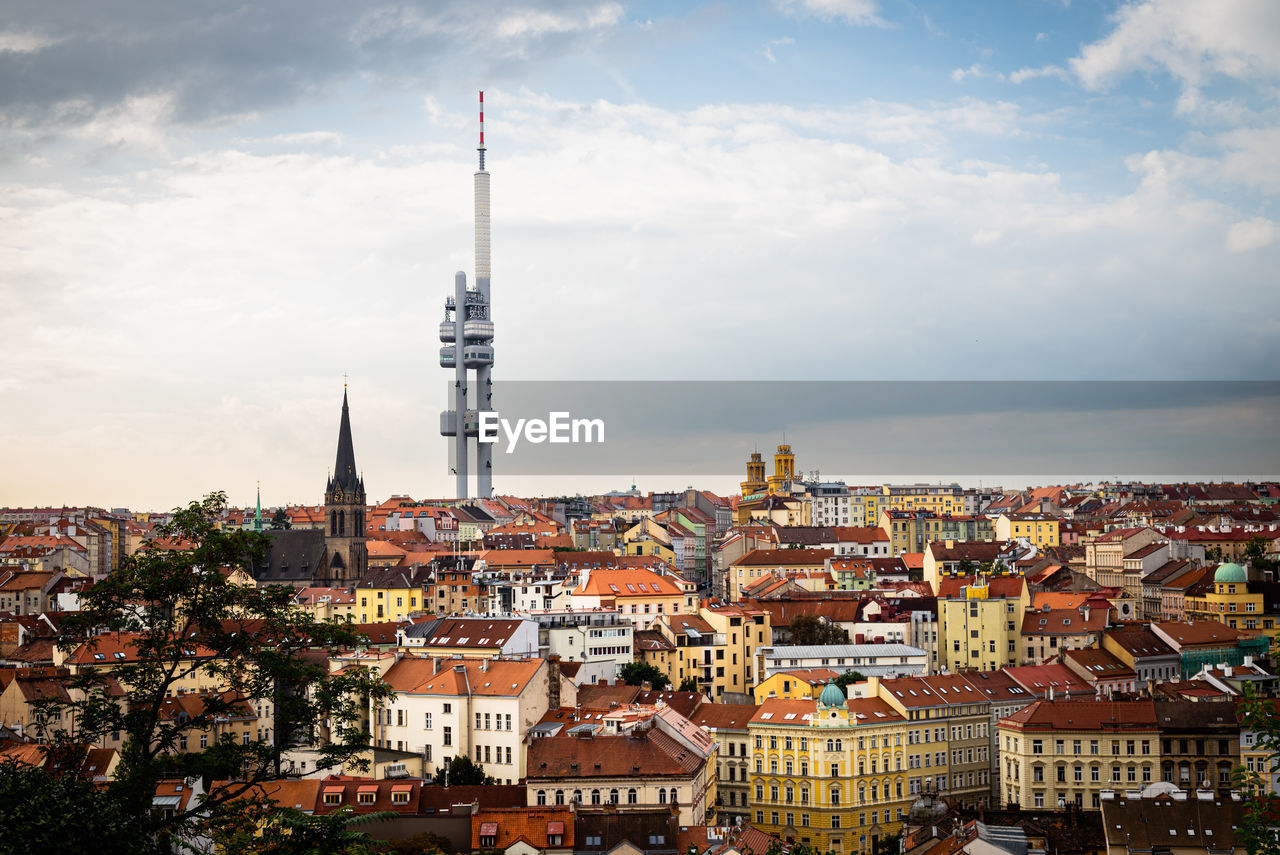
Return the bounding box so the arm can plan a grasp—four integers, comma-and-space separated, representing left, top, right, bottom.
330, 387, 361, 495
253, 481, 262, 532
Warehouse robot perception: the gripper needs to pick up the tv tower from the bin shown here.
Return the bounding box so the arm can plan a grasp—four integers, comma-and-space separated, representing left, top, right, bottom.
439, 91, 495, 499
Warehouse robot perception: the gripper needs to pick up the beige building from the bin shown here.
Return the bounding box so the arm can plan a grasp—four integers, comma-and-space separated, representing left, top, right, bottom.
637, 603, 769, 699
525, 704, 717, 825
373, 655, 575, 784
998, 699, 1160, 811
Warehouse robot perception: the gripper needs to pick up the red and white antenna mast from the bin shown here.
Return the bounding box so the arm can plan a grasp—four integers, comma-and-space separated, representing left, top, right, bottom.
477, 90, 486, 172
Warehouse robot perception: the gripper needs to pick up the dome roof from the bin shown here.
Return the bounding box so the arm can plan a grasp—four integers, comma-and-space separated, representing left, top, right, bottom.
818, 681, 846, 708
1215, 562, 1247, 583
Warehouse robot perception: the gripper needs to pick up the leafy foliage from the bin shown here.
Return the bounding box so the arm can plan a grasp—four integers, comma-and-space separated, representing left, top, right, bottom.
1235, 685, 1280, 855
431, 754, 496, 786
0, 760, 162, 855
197, 793, 394, 855
678, 676, 700, 693
789, 614, 848, 646
270, 509, 292, 530
619, 661, 671, 690
33, 492, 396, 837
833, 670, 866, 689
1245, 535, 1278, 571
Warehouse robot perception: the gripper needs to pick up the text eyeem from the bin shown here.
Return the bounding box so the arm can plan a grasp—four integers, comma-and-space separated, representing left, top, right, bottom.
478, 411, 605, 454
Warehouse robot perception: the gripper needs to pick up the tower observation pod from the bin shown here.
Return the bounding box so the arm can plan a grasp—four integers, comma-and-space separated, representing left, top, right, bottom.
440, 91, 495, 498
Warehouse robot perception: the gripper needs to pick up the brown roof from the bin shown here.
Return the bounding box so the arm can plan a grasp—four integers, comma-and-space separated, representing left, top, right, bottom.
473, 807, 575, 850
734, 548, 833, 566
1000, 699, 1157, 731
526, 730, 706, 780
1152, 619, 1248, 647
691, 703, 758, 730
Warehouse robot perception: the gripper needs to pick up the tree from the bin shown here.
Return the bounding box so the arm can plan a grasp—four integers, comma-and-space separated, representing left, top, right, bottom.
34, 492, 395, 841
956, 558, 976, 575
1245, 535, 1278, 571
619, 661, 671, 690
197, 793, 394, 855
1235, 686, 1280, 855
377, 830, 452, 855
678, 676, 699, 693
789, 614, 848, 646
833, 670, 866, 689
0, 760, 162, 855
270, 508, 292, 530
432, 754, 496, 786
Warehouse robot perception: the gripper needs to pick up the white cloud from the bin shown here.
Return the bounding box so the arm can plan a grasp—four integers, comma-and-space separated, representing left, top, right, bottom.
0, 29, 57, 53
952, 64, 1068, 85
762, 36, 795, 63
773, 0, 886, 26
1069, 0, 1280, 106
1, 91, 1276, 505
1227, 217, 1277, 252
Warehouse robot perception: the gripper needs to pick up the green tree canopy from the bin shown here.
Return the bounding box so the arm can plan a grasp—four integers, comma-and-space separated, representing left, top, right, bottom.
833, 670, 867, 689
789, 614, 849, 646
269, 508, 292, 530
32, 492, 395, 841
678, 676, 699, 693
1236, 686, 1280, 855
432, 754, 496, 787
619, 661, 671, 690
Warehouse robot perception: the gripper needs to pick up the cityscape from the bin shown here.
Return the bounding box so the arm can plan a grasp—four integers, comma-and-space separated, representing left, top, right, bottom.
2, 1, 1279, 854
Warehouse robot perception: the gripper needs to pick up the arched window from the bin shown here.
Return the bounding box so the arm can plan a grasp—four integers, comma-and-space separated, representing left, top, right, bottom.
827, 739, 834, 752
555, 790, 565, 806
573, 790, 582, 805
338, 510, 346, 536
628, 788, 637, 804
330, 512, 337, 536
591, 789, 601, 805
834, 740, 842, 752
610, 789, 619, 804
537, 790, 546, 806
659, 788, 667, 804
669, 788, 677, 804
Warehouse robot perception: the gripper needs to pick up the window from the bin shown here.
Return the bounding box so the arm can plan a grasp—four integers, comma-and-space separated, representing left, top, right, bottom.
358, 792, 375, 805
537, 790, 547, 806
425, 712, 432, 730
443, 727, 452, 746
628, 788, 637, 804
324, 792, 342, 805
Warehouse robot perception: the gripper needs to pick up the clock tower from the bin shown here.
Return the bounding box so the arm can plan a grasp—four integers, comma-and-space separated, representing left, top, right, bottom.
323, 387, 367, 586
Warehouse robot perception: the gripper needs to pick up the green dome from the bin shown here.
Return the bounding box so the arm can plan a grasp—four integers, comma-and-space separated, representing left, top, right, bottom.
1215, 562, 1247, 583
819, 681, 846, 708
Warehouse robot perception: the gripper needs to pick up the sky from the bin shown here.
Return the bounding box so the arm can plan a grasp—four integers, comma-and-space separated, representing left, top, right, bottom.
1, 0, 1278, 509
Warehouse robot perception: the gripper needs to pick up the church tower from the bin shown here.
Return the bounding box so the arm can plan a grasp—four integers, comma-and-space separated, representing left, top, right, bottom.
323, 388, 367, 585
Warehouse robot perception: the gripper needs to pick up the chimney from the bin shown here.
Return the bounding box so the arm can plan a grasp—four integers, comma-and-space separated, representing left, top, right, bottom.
547, 654, 561, 710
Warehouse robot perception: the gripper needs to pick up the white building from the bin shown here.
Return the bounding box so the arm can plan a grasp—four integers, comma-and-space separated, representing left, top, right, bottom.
516, 608, 634, 686
397, 617, 541, 659
373, 655, 576, 784
756, 643, 928, 682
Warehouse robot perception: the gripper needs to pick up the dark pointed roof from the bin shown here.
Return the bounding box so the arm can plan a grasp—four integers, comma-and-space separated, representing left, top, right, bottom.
329, 389, 363, 495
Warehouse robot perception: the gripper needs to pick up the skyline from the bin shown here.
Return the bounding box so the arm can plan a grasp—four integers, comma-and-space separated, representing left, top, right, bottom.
2, 0, 1278, 508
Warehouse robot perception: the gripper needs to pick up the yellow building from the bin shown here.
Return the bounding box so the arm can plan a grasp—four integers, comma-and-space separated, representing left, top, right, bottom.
882, 484, 964, 516
618, 518, 677, 564
998, 699, 1160, 811
727, 548, 832, 602
353, 566, 429, 623
1185, 562, 1266, 633
994, 514, 1061, 549
857, 673, 994, 811
753, 669, 844, 703
638, 604, 770, 699
767, 444, 796, 493
742, 452, 768, 496
936, 575, 1028, 674
292, 587, 358, 623
569, 566, 696, 630
749, 690, 910, 855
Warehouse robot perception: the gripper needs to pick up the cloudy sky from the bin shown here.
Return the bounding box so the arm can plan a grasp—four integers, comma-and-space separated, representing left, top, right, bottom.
2, 0, 1278, 509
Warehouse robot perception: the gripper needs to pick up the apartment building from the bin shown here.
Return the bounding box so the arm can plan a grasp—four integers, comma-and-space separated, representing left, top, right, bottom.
373, 655, 575, 783
937, 576, 1028, 674
998, 699, 1160, 811
748, 690, 910, 855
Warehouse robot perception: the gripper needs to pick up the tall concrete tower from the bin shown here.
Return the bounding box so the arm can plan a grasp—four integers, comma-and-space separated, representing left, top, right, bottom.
439, 91, 496, 498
